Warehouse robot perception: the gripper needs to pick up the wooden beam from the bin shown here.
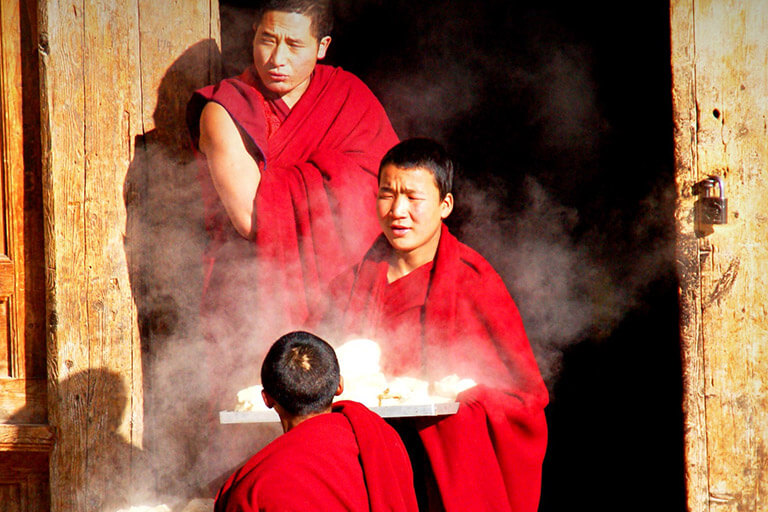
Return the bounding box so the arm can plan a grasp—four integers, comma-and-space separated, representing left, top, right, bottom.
39, 1, 220, 510
0, 378, 46, 422
671, 1, 768, 511
670, 1, 708, 509
0, 424, 54, 452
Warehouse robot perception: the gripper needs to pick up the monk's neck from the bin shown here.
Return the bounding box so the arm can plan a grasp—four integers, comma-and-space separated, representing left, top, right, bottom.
279, 408, 331, 433
387, 231, 441, 283
279, 77, 310, 109
255, 71, 311, 109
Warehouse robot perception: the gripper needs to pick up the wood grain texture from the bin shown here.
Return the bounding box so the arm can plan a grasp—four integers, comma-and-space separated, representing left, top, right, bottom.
18, 0, 47, 385
39, 1, 220, 510
0, 378, 46, 422
1, 0, 28, 384
1, 0, 48, 418
0, 3, 49, 512
670, 1, 708, 509
0, 424, 55, 452
0, 452, 51, 512
39, 0, 89, 508
671, 1, 768, 510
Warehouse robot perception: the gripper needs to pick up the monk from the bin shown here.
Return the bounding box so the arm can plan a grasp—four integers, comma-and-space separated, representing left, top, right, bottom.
214, 331, 418, 512
186, 0, 399, 406
323, 138, 549, 512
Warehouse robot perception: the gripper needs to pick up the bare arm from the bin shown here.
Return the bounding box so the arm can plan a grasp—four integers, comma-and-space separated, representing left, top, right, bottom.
198, 101, 261, 239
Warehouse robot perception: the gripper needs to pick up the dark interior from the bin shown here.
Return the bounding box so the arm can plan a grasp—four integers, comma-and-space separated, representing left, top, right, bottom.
219, 1, 686, 510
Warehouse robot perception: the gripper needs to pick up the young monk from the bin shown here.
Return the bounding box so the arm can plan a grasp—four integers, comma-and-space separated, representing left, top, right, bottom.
214, 331, 418, 512
186, 0, 399, 406
324, 138, 549, 512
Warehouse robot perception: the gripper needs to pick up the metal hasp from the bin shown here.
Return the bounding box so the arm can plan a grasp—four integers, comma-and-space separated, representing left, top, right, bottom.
693, 175, 728, 225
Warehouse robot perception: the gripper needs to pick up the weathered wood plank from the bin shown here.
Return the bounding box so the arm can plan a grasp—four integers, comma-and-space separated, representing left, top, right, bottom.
0, 452, 51, 512
39, 0, 97, 509
130, 0, 220, 498
670, 2, 709, 510
18, 0, 47, 385
0, 0, 20, 383
0, 424, 55, 452
695, 2, 768, 510
0, 256, 17, 298
0, 378, 47, 422
0, 484, 22, 512
40, 0, 220, 510
0, 0, 34, 386
0, 0, 20, 260
0, 0, 49, 482
81, 1, 143, 509
672, 0, 768, 511
0, 300, 7, 378
0, 0, 47, 385
138, 0, 221, 149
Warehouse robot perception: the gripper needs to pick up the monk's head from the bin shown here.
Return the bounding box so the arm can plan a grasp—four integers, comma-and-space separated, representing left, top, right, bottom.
261, 331, 343, 422
252, 0, 333, 107
377, 138, 455, 265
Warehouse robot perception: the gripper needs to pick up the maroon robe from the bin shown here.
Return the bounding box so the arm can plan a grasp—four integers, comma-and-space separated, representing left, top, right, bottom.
186, 65, 399, 403
326, 224, 549, 512
214, 401, 418, 512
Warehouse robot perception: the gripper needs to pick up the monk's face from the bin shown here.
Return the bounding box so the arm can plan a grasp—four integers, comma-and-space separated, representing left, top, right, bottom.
377, 164, 454, 262
252, 11, 331, 108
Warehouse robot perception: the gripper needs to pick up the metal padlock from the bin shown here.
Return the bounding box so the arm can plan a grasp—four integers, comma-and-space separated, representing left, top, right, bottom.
694, 175, 727, 225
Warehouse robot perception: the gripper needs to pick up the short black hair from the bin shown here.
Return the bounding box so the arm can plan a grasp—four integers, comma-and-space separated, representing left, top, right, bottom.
261, 331, 340, 416
255, 0, 334, 40
379, 137, 454, 199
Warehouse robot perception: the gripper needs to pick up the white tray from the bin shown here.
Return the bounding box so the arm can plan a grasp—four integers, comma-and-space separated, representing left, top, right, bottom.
219, 401, 460, 424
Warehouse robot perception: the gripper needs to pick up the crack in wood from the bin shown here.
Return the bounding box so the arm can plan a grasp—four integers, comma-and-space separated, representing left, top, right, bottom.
704, 256, 740, 308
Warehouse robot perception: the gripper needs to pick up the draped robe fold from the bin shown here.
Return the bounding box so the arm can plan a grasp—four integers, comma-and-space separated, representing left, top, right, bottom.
214, 401, 418, 512
326, 224, 549, 512
186, 64, 399, 403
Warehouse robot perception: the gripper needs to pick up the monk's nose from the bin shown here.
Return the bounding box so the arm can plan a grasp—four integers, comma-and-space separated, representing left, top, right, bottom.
391, 196, 408, 217
270, 42, 288, 66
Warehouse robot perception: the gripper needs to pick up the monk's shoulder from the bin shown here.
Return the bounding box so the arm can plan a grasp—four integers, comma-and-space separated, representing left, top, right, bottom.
252, 414, 357, 471
454, 240, 518, 305
315, 64, 380, 100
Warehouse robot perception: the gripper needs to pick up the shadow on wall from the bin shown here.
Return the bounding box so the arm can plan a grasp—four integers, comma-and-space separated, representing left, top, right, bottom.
15, 368, 152, 511
123, 38, 219, 500
124, 35, 302, 504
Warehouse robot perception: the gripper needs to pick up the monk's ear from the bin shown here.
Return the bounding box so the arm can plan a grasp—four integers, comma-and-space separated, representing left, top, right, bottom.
440, 192, 454, 220
262, 389, 276, 409
335, 376, 344, 397
316, 36, 331, 60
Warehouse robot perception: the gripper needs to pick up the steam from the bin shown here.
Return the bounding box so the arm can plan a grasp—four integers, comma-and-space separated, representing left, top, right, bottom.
344, 2, 674, 388
107, 2, 676, 509
455, 178, 635, 386
123, 137, 284, 509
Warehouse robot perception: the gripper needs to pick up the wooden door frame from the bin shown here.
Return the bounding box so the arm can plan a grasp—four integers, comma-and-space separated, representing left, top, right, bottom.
671, 0, 768, 511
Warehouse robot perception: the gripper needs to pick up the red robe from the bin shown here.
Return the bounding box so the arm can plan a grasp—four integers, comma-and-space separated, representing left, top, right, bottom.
214, 401, 418, 512
186, 65, 399, 401
326, 224, 549, 512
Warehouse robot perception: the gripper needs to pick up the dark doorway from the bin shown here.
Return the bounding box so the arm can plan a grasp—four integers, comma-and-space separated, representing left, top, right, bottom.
219, 1, 686, 510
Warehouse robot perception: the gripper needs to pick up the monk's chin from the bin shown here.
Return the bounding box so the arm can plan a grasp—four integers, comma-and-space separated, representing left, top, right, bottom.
384, 236, 414, 254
